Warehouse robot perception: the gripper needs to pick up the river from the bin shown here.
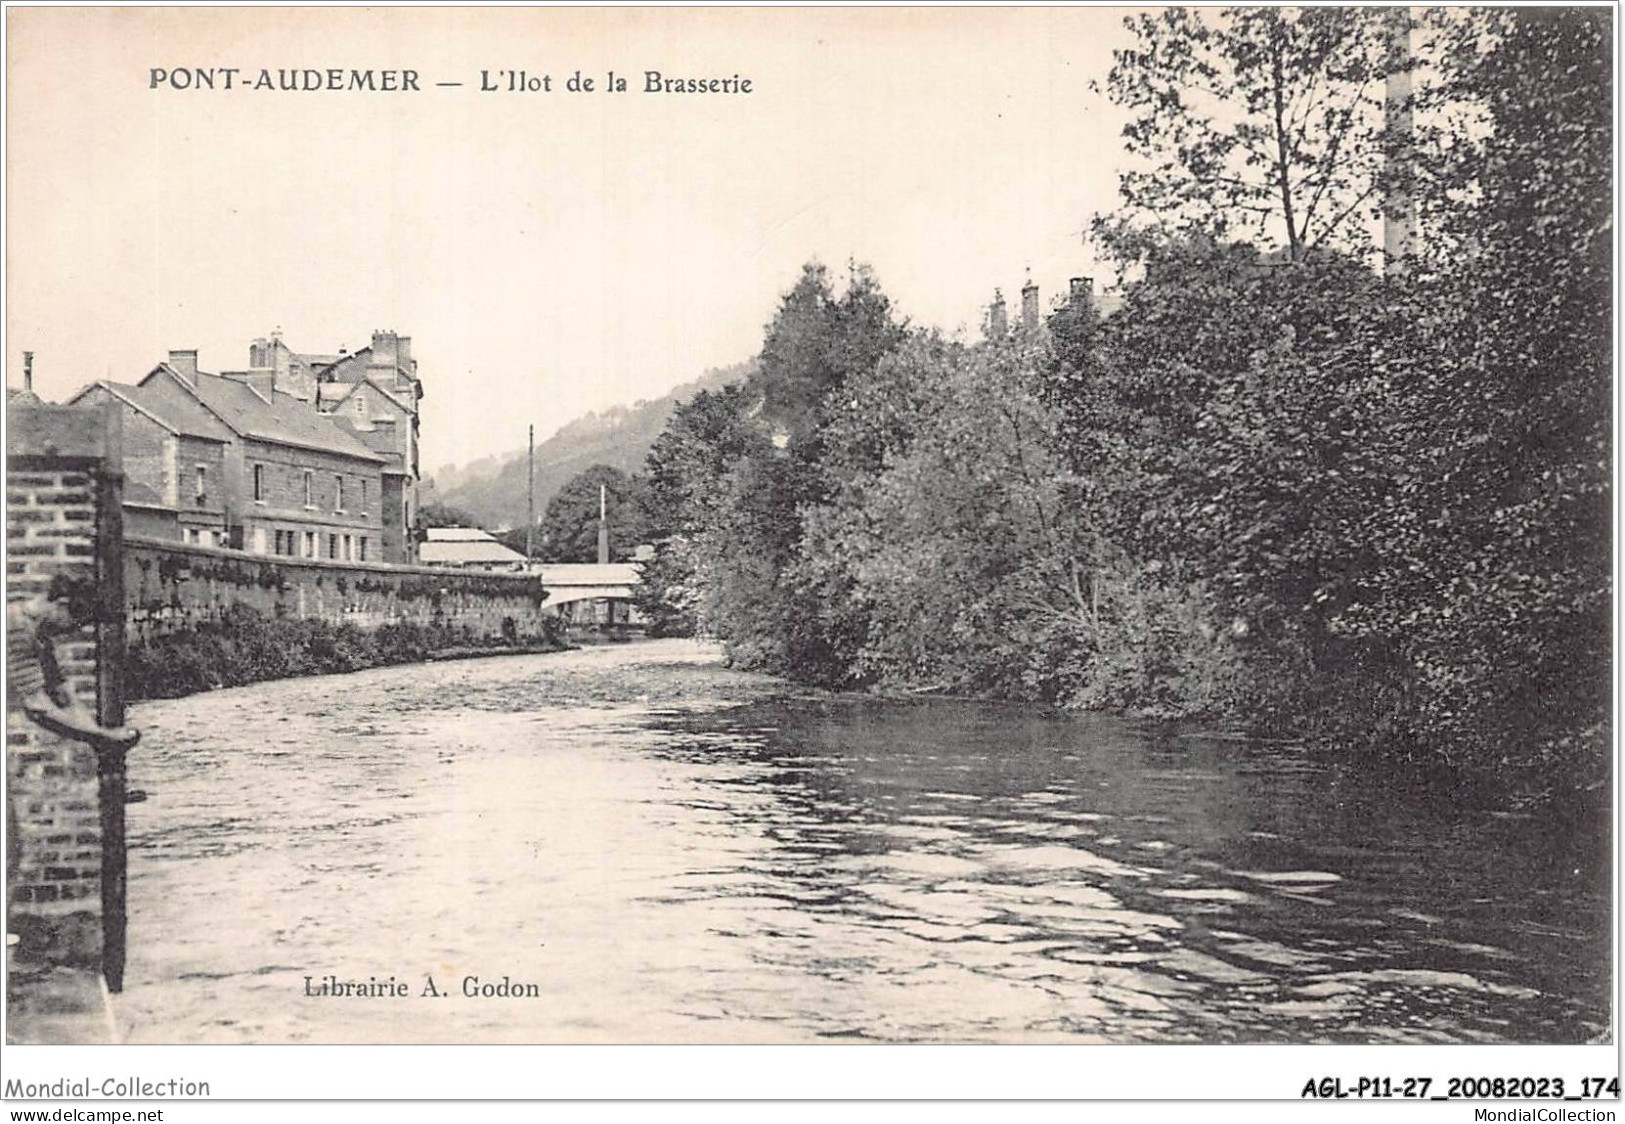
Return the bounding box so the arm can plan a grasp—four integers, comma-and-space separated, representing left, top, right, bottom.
114, 639, 1610, 1044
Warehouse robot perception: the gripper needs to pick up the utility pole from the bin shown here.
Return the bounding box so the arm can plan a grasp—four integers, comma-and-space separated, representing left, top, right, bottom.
525, 424, 535, 562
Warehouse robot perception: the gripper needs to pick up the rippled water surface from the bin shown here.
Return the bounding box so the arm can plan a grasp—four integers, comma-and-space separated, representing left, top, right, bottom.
117, 640, 1610, 1043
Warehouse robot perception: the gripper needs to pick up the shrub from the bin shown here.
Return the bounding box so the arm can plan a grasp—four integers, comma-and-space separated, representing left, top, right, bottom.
124, 606, 563, 701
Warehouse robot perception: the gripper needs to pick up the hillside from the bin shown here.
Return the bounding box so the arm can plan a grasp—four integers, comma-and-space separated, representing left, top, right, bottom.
424, 362, 751, 530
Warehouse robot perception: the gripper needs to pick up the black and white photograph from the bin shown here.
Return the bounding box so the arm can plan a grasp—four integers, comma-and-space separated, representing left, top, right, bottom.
1, 2, 1615, 1108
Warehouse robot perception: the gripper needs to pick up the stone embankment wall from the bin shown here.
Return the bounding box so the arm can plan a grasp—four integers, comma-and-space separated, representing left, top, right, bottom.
124, 537, 550, 645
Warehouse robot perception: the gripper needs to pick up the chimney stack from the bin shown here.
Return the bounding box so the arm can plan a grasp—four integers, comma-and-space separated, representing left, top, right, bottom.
1021, 276, 1040, 333
370, 330, 400, 371
987, 289, 1008, 339
240, 372, 275, 402
22, 351, 33, 394
1069, 277, 1094, 310
168, 349, 200, 386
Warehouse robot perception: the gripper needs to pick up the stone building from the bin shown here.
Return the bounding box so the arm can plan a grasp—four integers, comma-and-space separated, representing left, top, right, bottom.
227, 329, 424, 563
71, 350, 391, 562
67, 377, 234, 546
61, 327, 424, 562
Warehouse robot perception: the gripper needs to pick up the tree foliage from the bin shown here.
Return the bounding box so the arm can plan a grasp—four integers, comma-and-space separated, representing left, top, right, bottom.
522, 464, 650, 563
634, 9, 1610, 800
1103, 6, 1398, 261
418, 499, 479, 529
633, 385, 764, 635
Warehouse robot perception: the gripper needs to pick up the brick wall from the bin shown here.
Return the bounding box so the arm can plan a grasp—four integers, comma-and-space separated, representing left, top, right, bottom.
6, 403, 128, 987
125, 536, 551, 647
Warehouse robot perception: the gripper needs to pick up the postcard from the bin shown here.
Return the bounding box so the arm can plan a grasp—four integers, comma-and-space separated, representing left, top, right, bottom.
3, 4, 1615, 1109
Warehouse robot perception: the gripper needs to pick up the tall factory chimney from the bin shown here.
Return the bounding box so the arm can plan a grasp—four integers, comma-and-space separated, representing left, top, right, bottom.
597, 484, 610, 564
1383, 6, 1417, 273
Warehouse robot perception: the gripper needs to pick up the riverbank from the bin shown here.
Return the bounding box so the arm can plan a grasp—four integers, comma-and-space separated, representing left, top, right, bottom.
124, 605, 568, 701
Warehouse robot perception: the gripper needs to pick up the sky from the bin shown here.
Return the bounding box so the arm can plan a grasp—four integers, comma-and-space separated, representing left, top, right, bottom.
7, 7, 1133, 474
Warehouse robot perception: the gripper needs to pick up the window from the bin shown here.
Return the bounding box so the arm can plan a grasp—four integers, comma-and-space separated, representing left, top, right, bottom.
253, 464, 265, 503
358, 537, 368, 562
304, 531, 316, 559
252, 526, 267, 555
335, 475, 345, 513
359, 479, 368, 515
343, 534, 353, 561
303, 470, 313, 508
194, 465, 207, 503
329, 534, 338, 560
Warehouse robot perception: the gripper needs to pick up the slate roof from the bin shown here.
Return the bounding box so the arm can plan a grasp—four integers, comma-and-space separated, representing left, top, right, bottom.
144, 364, 384, 463
69, 379, 232, 443
316, 347, 417, 385
322, 374, 415, 416
420, 527, 527, 566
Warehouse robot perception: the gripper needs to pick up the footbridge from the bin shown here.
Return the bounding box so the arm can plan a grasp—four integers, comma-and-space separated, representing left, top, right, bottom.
536, 562, 641, 608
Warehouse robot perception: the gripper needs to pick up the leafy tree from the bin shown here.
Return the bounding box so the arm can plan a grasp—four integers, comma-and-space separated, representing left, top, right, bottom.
1348, 8, 1611, 784
806, 330, 1243, 711
698, 261, 904, 680
525, 465, 650, 563
754, 261, 908, 450
619, 10, 1610, 801
1102, 6, 1398, 261
634, 385, 764, 635
418, 499, 479, 528
1061, 7, 1612, 789
640, 385, 764, 541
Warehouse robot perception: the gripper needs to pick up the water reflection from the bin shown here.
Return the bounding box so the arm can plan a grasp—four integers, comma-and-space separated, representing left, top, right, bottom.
116, 641, 1608, 1043
642, 695, 1608, 1043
